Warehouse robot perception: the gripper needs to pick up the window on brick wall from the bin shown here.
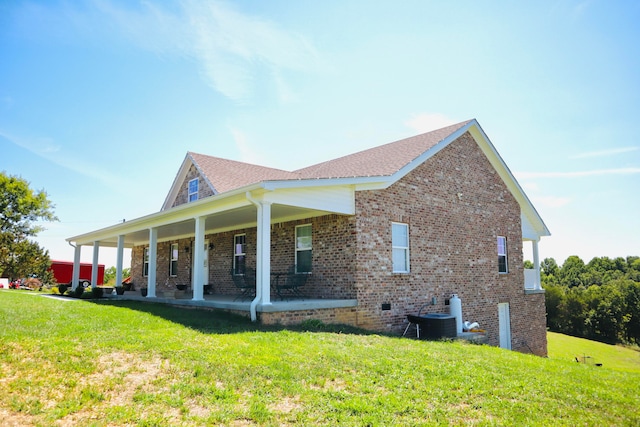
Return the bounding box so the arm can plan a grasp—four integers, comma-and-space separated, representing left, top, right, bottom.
143, 247, 149, 277
233, 234, 246, 275
295, 224, 312, 273
497, 236, 508, 273
188, 178, 198, 202
170, 243, 179, 277
392, 222, 410, 273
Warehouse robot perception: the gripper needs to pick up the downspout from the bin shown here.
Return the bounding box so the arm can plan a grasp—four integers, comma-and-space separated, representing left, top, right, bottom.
245, 191, 262, 322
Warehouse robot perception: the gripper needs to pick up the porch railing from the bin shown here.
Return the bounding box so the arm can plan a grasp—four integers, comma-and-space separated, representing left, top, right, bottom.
524, 268, 541, 291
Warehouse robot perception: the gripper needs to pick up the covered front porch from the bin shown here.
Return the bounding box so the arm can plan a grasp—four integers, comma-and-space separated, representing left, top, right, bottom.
67, 184, 359, 322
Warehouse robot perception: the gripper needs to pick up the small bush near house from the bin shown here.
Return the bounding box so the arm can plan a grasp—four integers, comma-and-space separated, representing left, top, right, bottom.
91, 287, 104, 299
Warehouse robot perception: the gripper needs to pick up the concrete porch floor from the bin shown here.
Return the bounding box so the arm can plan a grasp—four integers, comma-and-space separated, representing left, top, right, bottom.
105, 291, 358, 314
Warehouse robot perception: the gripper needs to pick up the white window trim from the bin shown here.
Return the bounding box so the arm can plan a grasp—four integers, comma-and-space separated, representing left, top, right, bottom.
392, 222, 410, 273
498, 236, 508, 274
188, 178, 198, 202
295, 224, 312, 273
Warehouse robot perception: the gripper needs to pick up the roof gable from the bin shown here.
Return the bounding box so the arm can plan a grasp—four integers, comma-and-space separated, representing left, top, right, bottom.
189, 152, 300, 193
162, 152, 300, 210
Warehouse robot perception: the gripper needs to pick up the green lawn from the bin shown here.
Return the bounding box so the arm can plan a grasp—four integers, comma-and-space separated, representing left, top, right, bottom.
548, 331, 640, 373
1, 290, 639, 426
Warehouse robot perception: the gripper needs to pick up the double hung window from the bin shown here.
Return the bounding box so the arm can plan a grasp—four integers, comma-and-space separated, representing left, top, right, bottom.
392, 222, 410, 273
143, 247, 149, 277
188, 178, 198, 202
497, 236, 508, 273
170, 243, 179, 277
233, 234, 246, 275
295, 224, 312, 273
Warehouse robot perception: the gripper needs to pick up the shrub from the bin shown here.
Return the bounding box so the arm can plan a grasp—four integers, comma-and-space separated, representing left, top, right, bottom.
72, 286, 84, 298
57, 284, 68, 295
91, 287, 104, 299
300, 319, 325, 331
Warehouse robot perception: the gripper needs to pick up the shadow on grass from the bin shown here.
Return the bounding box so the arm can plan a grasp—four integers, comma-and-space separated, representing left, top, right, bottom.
86, 298, 376, 337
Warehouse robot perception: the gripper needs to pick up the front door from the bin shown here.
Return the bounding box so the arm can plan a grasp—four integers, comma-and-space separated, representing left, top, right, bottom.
498, 303, 512, 350
191, 240, 209, 287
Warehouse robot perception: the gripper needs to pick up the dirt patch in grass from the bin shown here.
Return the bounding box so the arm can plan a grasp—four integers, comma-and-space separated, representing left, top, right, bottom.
0, 407, 37, 427
54, 352, 171, 426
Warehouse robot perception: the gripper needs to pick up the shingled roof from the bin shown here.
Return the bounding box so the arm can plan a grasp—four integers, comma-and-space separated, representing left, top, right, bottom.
295, 120, 471, 179
188, 153, 299, 194
189, 120, 472, 195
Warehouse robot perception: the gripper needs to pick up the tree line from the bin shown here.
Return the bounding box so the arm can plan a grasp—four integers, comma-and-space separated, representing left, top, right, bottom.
538, 255, 640, 345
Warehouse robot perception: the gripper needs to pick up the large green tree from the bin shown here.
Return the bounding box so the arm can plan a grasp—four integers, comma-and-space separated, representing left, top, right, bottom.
543, 255, 640, 345
0, 172, 57, 280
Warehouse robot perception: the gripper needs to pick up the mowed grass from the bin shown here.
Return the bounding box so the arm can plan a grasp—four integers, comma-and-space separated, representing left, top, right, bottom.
1, 291, 639, 426
548, 331, 640, 373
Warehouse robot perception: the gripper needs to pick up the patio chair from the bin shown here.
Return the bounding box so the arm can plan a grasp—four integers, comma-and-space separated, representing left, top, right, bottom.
231, 268, 255, 301
275, 265, 309, 300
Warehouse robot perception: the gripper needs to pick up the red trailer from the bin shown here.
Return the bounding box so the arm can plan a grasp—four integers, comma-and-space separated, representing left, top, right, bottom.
49, 260, 105, 287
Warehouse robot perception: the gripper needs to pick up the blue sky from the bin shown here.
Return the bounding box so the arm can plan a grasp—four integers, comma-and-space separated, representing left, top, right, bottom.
1, 0, 639, 269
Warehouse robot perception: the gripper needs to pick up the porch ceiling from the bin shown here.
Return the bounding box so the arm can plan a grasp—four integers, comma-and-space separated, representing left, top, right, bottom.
73, 203, 333, 248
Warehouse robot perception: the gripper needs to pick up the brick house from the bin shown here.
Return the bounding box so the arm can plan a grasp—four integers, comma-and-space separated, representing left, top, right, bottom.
67, 119, 550, 355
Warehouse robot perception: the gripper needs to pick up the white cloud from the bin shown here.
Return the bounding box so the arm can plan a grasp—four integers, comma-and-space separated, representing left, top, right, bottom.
520, 181, 540, 192
0, 130, 60, 154
1, 129, 128, 191
570, 146, 639, 159
404, 113, 459, 133
516, 168, 640, 179
229, 127, 262, 165
91, 0, 322, 104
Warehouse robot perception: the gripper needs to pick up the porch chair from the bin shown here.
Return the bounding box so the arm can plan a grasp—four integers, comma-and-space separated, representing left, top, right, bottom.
275, 265, 309, 300
231, 268, 256, 301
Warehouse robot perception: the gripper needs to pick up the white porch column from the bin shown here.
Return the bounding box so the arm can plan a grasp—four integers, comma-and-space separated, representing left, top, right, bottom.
192, 216, 205, 301
115, 235, 125, 288
91, 241, 100, 289
532, 239, 541, 290
147, 228, 158, 298
256, 201, 272, 306
71, 245, 81, 291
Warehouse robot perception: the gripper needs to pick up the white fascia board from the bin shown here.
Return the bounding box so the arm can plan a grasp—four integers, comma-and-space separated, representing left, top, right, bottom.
262, 175, 387, 191
68, 191, 252, 245
262, 185, 355, 215
385, 121, 474, 188
161, 154, 193, 211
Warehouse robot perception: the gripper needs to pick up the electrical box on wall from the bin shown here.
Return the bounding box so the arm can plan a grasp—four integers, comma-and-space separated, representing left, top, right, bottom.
381, 303, 391, 311
445, 298, 450, 306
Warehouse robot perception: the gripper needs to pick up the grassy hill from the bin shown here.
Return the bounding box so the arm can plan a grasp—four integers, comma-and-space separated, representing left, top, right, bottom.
548, 331, 640, 373
1, 290, 639, 426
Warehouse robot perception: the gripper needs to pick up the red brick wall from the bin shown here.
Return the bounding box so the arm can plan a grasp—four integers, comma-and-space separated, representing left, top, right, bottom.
131, 216, 358, 301
352, 131, 547, 355
260, 307, 358, 326
130, 238, 194, 292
